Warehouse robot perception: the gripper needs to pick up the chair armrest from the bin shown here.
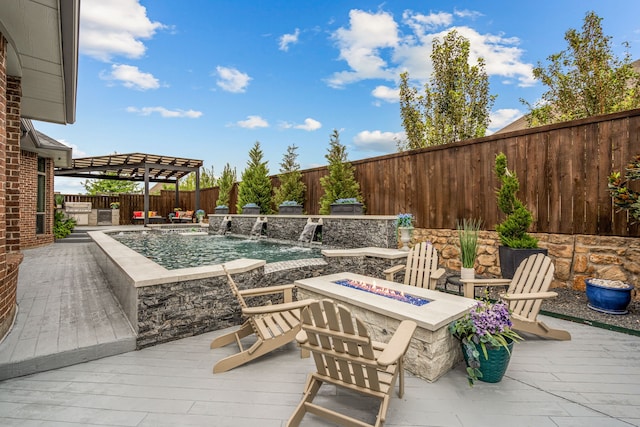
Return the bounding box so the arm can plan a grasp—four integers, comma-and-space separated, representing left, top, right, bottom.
460, 278, 512, 286
242, 298, 315, 316
501, 291, 558, 301
383, 264, 405, 281
238, 283, 295, 297
295, 330, 308, 344
432, 268, 445, 280
376, 320, 417, 367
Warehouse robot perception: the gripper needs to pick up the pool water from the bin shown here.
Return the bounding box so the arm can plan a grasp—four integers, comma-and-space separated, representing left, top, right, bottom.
112, 232, 322, 270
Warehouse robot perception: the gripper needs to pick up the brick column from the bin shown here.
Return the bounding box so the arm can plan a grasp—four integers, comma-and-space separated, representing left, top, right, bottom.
0, 34, 13, 340
6, 76, 20, 252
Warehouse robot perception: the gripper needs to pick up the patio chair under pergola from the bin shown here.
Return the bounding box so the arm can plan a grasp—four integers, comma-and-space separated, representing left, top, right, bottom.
54, 153, 203, 225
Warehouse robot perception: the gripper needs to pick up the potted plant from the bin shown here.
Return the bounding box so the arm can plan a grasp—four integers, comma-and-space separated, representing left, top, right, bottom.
195, 209, 206, 223
449, 299, 523, 386
242, 203, 260, 215
457, 218, 482, 280
396, 213, 414, 251
215, 205, 229, 215
330, 198, 364, 215
494, 152, 546, 279
279, 200, 303, 215
110, 202, 120, 210
585, 278, 635, 314
54, 194, 64, 209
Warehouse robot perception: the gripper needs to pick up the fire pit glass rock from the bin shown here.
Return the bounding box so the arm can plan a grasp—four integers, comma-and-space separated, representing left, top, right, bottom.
333, 279, 430, 306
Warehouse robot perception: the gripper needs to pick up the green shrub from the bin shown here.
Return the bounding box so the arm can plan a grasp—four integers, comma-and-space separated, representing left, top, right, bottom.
54, 210, 76, 239
494, 153, 538, 248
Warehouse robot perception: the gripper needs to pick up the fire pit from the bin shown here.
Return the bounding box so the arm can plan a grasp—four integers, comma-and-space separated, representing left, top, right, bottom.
333, 278, 430, 306
295, 272, 476, 382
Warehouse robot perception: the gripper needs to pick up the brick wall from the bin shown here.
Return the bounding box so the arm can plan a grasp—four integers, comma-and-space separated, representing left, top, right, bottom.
6, 76, 20, 252
0, 34, 12, 339
410, 228, 640, 300
20, 151, 54, 248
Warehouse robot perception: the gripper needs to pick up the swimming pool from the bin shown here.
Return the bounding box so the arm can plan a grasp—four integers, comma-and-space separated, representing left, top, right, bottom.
112, 232, 322, 270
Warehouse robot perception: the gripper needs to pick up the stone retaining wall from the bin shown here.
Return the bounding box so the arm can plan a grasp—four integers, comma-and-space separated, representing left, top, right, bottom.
208, 214, 396, 248
410, 228, 640, 299
130, 254, 411, 349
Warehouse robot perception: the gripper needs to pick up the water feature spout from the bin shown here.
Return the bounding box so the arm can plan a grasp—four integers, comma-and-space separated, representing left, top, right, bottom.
298, 218, 322, 244
250, 216, 267, 238
219, 216, 232, 235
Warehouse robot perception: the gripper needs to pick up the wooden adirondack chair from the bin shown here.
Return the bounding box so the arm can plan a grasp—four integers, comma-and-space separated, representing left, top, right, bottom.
287, 299, 417, 427
210, 266, 315, 373
383, 241, 445, 290
461, 253, 571, 340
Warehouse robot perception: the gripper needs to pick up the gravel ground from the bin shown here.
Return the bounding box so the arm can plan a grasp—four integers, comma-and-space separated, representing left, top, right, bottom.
541, 287, 640, 334
441, 273, 640, 335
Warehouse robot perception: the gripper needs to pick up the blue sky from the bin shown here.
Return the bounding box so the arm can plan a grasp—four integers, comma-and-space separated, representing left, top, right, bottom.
38, 0, 640, 194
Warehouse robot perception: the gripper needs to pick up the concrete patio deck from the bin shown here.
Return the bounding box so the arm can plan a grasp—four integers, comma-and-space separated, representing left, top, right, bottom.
0, 227, 639, 426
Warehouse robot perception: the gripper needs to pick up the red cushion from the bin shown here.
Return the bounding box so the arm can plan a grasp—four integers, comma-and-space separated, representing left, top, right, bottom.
133, 211, 143, 218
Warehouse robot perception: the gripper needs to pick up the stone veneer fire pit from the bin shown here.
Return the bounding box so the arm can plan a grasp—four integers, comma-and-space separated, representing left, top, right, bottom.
295, 272, 477, 382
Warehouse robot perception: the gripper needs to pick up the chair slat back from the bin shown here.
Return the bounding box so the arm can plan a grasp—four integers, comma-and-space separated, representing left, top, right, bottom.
508, 254, 554, 321
404, 242, 439, 289
301, 300, 383, 392
223, 266, 248, 310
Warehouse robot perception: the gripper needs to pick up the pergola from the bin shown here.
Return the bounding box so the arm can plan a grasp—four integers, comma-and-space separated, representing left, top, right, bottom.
55, 153, 204, 225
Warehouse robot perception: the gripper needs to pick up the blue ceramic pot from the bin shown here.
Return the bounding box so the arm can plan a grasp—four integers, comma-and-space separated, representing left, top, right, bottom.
585, 279, 634, 315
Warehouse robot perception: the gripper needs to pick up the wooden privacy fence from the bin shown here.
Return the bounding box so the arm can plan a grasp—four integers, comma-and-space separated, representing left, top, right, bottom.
62, 108, 640, 236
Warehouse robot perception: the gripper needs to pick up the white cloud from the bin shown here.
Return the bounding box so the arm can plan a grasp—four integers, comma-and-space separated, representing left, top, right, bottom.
488, 108, 523, 132
101, 64, 160, 90
328, 9, 535, 90
235, 115, 269, 129
353, 130, 403, 152
126, 106, 202, 118
403, 11, 453, 34
281, 118, 322, 131
454, 9, 483, 19
80, 0, 165, 61
327, 9, 400, 88
279, 28, 300, 51
371, 85, 399, 103
215, 66, 252, 93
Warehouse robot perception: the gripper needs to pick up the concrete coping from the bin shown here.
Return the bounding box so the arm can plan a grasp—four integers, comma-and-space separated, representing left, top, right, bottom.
321, 247, 409, 260
87, 230, 265, 288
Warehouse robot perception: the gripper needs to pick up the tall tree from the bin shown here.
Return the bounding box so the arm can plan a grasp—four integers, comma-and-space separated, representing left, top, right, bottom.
236, 142, 273, 214
273, 144, 306, 209
83, 173, 141, 195
319, 130, 364, 215
398, 30, 495, 150
525, 11, 640, 125
163, 164, 216, 191
216, 162, 236, 208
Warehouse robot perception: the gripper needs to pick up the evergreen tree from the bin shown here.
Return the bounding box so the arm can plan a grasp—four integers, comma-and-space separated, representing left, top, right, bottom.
174, 164, 216, 191
216, 162, 236, 207
273, 144, 306, 209
236, 142, 273, 214
319, 129, 364, 215
83, 173, 141, 195
398, 30, 495, 150
524, 11, 640, 126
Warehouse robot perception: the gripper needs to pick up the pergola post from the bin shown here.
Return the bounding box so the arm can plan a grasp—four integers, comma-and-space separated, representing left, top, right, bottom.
195, 168, 200, 211
144, 165, 150, 226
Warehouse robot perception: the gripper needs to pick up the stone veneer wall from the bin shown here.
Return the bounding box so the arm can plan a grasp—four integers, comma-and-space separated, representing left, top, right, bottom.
133, 253, 409, 349
208, 214, 397, 248
411, 228, 640, 299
